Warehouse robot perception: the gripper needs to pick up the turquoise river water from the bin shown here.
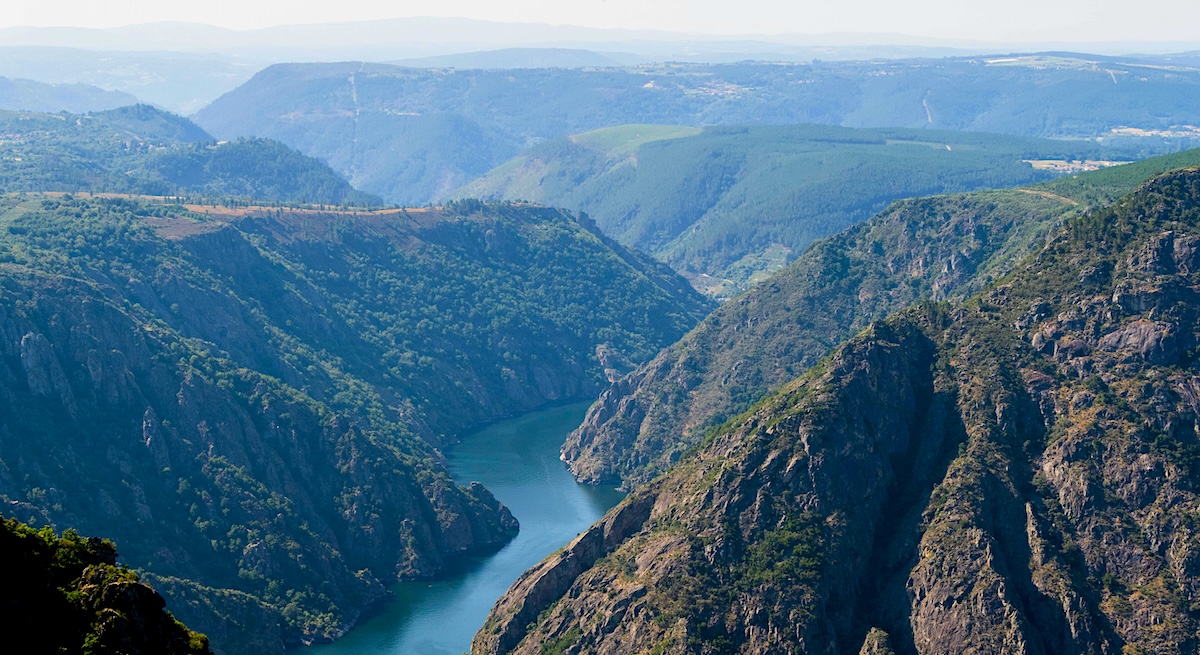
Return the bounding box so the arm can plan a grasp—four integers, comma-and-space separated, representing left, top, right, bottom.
305, 401, 625, 655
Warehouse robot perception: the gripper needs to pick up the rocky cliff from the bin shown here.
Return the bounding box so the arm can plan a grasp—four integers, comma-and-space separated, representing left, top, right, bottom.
0, 196, 708, 654
474, 169, 1200, 654
563, 150, 1200, 489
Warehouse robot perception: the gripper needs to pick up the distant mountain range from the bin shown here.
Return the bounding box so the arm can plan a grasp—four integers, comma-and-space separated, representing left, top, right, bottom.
0, 47, 260, 114
2, 18, 1197, 61
195, 56, 1200, 206
0, 19, 1197, 117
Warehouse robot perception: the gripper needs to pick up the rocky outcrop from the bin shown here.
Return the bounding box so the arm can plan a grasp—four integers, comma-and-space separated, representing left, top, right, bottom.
563, 156, 1200, 491
859, 629, 896, 655
476, 171, 1200, 654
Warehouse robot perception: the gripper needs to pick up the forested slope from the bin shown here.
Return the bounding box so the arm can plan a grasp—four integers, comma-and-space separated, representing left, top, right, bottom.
0, 196, 708, 654
455, 123, 1113, 291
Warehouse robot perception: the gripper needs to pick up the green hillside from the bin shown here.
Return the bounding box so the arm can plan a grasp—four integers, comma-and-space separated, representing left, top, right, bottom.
193, 56, 1200, 205
0, 196, 708, 654
477, 162, 1200, 655
456, 123, 1122, 293
564, 148, 1200, 487
0, 515, 210, 654
0, 105, 380, 205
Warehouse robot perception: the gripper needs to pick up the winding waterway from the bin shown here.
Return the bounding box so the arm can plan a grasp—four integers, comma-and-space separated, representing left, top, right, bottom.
306, 401, 624, 655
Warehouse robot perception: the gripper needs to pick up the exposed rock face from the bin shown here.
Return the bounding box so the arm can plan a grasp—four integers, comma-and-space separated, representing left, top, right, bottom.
475, 171, 1200, 654
473, 491, 657, 654
0, 197, 707, 654
0, 278, 510, 652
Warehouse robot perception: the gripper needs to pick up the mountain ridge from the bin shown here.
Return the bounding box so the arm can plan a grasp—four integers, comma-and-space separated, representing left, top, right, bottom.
0, 74, 138, 113
0, 104, 381, 205
563, 149, 1200, 489
474, 165, 1200, 655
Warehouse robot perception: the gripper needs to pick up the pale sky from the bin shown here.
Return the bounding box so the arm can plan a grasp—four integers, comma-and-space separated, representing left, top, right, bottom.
5, 0, 1200, 44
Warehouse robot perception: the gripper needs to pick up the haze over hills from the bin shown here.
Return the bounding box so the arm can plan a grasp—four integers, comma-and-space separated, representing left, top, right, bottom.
0, 18, 1196, 129
388, 47, 642, 70
194, 55, 1200, 205
0, 47, 260, 114
0, 74, 137, 112
477, 158, 1200, 655
0, 104, 380, 205
8, 18, 1192, 61
0, 16, 1195, 116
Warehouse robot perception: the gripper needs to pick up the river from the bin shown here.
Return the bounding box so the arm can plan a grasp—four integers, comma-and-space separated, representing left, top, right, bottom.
305, 401, 624, 655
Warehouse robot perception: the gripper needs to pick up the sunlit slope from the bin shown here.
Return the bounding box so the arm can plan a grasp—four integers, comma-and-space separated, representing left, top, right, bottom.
479, 161, 1200, 655
457, 123, 1118, 293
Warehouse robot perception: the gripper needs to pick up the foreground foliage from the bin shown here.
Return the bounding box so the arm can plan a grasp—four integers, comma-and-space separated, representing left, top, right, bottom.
0, 515, 210, 654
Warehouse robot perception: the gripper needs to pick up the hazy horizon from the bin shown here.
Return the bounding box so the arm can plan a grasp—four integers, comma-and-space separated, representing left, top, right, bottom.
6, 2, 1200, 46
